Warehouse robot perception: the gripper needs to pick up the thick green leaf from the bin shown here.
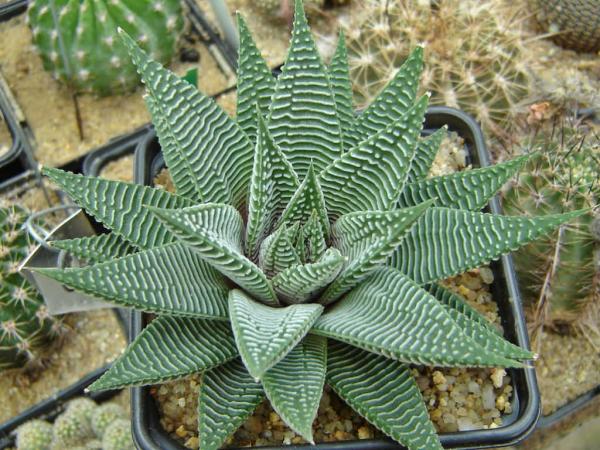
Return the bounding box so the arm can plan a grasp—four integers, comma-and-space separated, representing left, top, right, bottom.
150, 204, 278, 306
328, 341, 442, 450
320, 202, 430, 305
259, 224, 300, 278
50, 232, 136, 264
303, 209, 327, 262
272, 248, 344, 304
120, 30, 253, 208
198, 359, 264, 450
390, 207, 588, 285
319, 96, 428, 221
328, 30, 356, 150
294, 224, 307, 263
312, 267, 524, 367
406, 128, 445, 184
427, 284, 533, 360
236, 14, 276, 142
351, 47, 423, 142
278, 165, 330, 239
398, 155, 529, 211
89, 317, 238, 390
245, 110, 299, 258
267, 0, 342, 177
228, 289, 323, 380
35, 244, 229, 318
262, 335, 327, 443
43, 168, 193, 249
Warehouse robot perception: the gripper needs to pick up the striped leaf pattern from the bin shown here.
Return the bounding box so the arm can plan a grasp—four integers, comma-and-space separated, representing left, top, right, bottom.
312, 267, 523, 367
259, 224, 300, 278
50, 232, 136, 264
35, 244, 229, 318
90, 317, 238, 390
390, 207, 587, 285
278, 165, 330, 239
267, 0, 342, 177
328, 342, 442, 450
319, 96, 428, 221
272, 248, 344, 304
427, 284, 533, 360
320, 202, 431, 305
43, 168, 193, 249
406, 128, 446, 184
245, 111, 299, 258
236, 14, 276, 142
121, 31, 253, 208
328, 30, 357, 151
262, 335, 327, 443
198, 359, 264, 450
351, 47, 423, 142
150, 204, 278, 305
303, 210, 327, 262
398, 155, 529, 211
228, 289, 323, 380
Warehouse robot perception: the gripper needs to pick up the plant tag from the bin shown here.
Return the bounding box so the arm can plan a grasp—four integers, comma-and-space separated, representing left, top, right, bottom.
20, 209, 113, 315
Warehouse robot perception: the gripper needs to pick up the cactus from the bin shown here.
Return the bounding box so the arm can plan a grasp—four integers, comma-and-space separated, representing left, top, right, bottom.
534, 0, 600, 53
342, 0, 532, 141
15, 420, 53, 450
0, 205, 61, 371
27, 0, 184, 96
101, 419, 134, 450
91, 403, 126, 438
52, 409, 94, 446
502, 122, 600, 331
65, 397, 98, 423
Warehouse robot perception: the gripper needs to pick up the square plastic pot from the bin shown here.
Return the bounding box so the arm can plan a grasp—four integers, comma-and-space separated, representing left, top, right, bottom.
127, 106, 541, 449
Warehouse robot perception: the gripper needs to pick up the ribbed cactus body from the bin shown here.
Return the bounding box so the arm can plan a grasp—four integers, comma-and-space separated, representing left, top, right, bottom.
503, 127, 600, 324
28, 0, 184, 95
0, 206, 60, 371
534, 0, 600, 53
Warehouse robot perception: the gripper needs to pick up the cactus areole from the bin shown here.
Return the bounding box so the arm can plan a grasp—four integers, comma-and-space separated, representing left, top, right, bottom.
35, 1, 585, 449
28, 0, 184, 95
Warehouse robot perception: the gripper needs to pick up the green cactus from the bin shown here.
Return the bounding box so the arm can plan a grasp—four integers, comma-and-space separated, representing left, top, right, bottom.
534, 0, 600, 53
101, 419, 134, 450
342, 0, 532, 141
65, 397, 98, 423
0, 206, 61, 371
27, 0, 184, 95
52, 409, 94, 446
15, 420, 53, 450
91, 403, 126, 438
503, 123, 600, 327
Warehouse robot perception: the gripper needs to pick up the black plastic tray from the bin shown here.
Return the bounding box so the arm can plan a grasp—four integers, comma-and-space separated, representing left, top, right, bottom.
129, 106, 541, 449
0, 0, 236, 173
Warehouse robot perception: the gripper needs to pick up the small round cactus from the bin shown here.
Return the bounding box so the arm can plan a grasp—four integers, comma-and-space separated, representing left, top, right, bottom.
52, 409, 94, 446
102, 419, 134, 450
65, 397, 98, 423
0, 205, 62, 371
534, 0, 600, 53
91, 403, 126, 438
27, 0, 184, 95
342, 0, 533, 141
15, 419, 53, 450
503, 123, 600, 329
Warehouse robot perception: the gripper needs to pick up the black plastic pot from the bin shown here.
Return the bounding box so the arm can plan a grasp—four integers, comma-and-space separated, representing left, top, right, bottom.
0, 0, 236, 172
537, 385, 600, 429
129, 106, 541, 449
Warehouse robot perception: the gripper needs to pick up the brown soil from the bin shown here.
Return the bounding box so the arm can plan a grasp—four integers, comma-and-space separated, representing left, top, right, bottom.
0, 108, 12, 157
99, 154, 135, 183
535, 330, 600, 416
0, 309, 127, 423
0, 14, 234, 168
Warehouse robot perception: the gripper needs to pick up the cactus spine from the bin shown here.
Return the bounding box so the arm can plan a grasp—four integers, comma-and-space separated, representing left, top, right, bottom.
342, 0, 532, 141
0, 206, 61, 371
502, 122, 600, 332
534, 0, 600, 53
28, 0, 184, 95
